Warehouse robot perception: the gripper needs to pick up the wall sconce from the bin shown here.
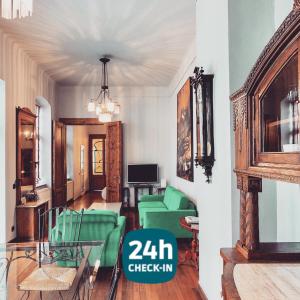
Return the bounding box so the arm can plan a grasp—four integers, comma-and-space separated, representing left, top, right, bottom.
192, 67, 215, 183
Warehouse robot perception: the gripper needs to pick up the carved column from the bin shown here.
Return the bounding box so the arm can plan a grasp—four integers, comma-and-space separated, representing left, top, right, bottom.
239, 190, 247, 246
237, 175, 262, 252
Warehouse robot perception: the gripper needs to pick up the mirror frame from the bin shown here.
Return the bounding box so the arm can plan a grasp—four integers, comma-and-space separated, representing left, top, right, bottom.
192, 67, 215, 183
16, 107, 37, 205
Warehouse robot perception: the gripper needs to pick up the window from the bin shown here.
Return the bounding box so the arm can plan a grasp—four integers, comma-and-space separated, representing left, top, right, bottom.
92, 138, 105, 175
35, 104, 41, 183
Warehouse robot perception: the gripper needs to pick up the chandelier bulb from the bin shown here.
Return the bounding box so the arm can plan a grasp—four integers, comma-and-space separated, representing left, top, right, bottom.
87, 101, 95, 112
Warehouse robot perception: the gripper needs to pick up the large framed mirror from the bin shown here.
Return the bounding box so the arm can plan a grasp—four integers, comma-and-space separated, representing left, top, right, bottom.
16, 107, 37, 205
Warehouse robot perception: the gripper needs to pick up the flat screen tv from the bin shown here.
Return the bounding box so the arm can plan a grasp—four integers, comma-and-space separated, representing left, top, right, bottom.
128, 164, 159, 184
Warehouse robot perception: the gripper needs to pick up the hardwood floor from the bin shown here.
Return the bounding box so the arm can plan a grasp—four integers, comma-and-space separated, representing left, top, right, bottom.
68, 191, 104, 210
71, 193, 203, 300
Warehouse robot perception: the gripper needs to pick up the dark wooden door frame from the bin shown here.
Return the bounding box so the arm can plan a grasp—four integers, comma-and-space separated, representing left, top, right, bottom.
52, 121, 67, 207
59, 118, 123, 202
59, 118, 105, 126
89, 134, 106, 191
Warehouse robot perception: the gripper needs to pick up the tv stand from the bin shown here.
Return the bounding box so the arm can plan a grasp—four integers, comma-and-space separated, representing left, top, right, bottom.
132, 184, 154, 208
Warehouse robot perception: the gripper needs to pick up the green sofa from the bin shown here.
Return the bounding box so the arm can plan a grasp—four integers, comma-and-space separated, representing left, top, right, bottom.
55, 210, 126, 267
138, 186, 197, 238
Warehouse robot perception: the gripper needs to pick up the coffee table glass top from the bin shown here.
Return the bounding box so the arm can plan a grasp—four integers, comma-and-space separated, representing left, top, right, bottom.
0, 241, 105, 300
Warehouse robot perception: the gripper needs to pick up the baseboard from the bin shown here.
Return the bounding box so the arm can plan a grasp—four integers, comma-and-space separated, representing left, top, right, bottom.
198, 281, 208, 300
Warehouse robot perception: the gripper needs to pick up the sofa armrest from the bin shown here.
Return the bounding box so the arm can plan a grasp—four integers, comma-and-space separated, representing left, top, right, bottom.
140, 194, 164, 202
143, 210, 197, 238
104, 216, 126, 266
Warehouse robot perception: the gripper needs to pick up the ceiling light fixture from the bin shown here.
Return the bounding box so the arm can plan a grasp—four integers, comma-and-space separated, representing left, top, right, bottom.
87, 57, 120, 123
1, 0, 33, 19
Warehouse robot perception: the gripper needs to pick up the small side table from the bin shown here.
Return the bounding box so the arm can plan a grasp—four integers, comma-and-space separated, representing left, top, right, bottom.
179, 217, 199, 269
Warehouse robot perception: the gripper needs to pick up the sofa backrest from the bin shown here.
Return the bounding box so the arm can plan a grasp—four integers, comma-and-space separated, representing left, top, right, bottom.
163, 186, 190, 210
78, 210, 118, 241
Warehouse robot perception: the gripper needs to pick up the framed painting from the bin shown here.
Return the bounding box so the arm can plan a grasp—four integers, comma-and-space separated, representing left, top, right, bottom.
177, 78, 194, 182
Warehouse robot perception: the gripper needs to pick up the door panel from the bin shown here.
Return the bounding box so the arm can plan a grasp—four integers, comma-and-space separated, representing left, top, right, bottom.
52, 121, 67, 207
89, 134, 106, 191
106, 122, 123, 202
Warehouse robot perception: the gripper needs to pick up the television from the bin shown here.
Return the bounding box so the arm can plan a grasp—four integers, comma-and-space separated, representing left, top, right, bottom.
128, 164, 159, 184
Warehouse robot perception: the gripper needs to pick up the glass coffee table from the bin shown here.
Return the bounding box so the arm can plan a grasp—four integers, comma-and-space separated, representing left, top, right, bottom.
0, 241, 105, 300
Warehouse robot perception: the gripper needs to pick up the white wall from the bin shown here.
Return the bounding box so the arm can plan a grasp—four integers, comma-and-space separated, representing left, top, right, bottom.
277, 182, 300, 242
72, 126, 89, 199
56, 86, 170, 185
67, 125, 105, 199
228, 0, 276, 243
195, 2, 233, 298
0, 80, 6, 243
0, 29, 56, 241
164, 1, 232, 298
275, 0, 293, 28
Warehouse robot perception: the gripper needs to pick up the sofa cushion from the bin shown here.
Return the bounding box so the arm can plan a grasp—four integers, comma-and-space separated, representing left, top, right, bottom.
163, 186, 189, 210
79, 210, 118, 241
138, 201, 167, 209
139, 207, 168, 226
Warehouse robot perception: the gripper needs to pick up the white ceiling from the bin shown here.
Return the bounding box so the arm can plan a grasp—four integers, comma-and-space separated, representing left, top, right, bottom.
0, 0, 196, 86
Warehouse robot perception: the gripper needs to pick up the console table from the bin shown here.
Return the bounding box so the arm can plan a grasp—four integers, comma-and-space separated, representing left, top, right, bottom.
16, 198, 49, 241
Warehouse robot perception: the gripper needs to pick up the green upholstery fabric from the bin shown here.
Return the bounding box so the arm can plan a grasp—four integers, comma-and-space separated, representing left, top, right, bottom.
163, 186, 189, 210
143, 209, 197, 238
139, 194, 164, 202
138, 186, 197, 238
54, 210, 125, 267
138, 201, 166, 209
139, 207, 168, 226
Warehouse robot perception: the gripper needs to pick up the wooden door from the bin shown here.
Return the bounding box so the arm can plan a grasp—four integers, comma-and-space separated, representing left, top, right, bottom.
89, 134, 106, 191
106, 122, 123, 202
52, 121, 67, 207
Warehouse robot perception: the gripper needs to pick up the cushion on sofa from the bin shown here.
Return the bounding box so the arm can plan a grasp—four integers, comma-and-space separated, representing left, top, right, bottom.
163, 186, 189, 210
138, 201, 166, 209
139, 207, 168, 226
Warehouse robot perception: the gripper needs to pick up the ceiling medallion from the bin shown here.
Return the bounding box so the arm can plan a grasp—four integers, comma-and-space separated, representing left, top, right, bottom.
1, 0, 33, 19
87, 57, 120, 123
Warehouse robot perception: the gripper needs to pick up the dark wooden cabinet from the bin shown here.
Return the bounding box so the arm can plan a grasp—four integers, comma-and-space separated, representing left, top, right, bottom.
222, 2, 300, 298
231, 2, 300, 257
16, 199, 48, 241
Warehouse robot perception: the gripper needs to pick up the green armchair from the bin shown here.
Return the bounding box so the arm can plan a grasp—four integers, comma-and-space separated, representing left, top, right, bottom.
55, 210, 126, 267
138, 186, 197, 238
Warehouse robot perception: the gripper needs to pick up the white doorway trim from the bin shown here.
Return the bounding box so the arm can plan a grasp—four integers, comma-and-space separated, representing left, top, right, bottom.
0, 80, 6, 243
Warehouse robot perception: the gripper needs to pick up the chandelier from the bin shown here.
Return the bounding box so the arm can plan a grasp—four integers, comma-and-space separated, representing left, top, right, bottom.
87, 57, 120, 123
1, 0, 33, 19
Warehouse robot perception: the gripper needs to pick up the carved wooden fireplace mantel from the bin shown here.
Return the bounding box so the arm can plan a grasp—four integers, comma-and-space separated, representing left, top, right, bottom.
231, 1, 300, 259
221, 1, 300, 299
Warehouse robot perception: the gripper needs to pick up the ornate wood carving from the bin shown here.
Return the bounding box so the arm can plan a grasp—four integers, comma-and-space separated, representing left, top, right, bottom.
237, 175, 261, 252
245, 191, 259, 250
240, 191, 247, 246
235, 168, 300, 184
223, 5, 300, 297
232, 94, 247, 132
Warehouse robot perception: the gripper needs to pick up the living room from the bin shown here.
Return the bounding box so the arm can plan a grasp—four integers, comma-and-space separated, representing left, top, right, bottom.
1, 0, 300, 299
